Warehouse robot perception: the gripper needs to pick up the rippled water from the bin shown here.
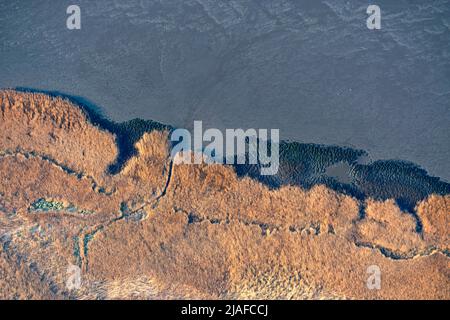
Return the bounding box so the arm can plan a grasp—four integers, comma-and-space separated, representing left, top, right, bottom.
0, 0, 449, 181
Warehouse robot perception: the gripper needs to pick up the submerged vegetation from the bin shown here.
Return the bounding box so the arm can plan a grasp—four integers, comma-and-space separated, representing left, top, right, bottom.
235, 141, 450, 213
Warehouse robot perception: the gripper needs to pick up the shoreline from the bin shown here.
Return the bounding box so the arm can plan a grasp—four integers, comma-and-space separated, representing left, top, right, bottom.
10, 87, 450, 213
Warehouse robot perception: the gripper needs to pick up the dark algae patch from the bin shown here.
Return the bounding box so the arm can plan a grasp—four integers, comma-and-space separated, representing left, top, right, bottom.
351, 160, 450, 212
235, 141, 450, 213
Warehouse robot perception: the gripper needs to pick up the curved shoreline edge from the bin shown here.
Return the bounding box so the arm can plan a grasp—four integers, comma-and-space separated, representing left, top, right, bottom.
11, 87, 450, 213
